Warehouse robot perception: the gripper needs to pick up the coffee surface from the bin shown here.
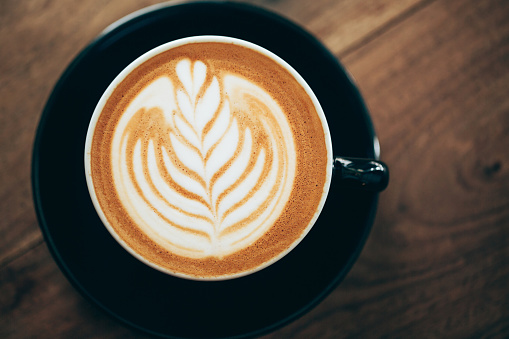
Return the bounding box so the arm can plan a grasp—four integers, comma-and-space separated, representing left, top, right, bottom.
89, 42, 330, 279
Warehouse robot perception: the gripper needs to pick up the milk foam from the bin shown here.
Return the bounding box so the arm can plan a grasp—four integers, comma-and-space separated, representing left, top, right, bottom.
110, 59, 296, 258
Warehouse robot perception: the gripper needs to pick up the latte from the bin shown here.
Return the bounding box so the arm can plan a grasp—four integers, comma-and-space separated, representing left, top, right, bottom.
85, 37, 332, 279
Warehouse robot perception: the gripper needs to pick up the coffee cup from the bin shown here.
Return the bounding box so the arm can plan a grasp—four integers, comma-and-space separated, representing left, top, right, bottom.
84, 35, 388, 281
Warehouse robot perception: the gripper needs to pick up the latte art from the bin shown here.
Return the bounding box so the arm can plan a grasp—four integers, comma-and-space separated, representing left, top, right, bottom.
112, 59, 296, 258
87, 39, 331, 279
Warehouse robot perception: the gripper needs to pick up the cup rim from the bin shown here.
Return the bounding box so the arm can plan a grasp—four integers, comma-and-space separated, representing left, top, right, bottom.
84, 35, 333, 281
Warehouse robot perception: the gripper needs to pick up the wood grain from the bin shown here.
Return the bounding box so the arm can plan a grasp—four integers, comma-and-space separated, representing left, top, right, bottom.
1, 0, 508, 337
0, 244, 140, 338
254, 0, 426, 56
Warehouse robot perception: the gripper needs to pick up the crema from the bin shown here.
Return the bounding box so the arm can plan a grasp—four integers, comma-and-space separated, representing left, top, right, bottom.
87, 39, 331, 279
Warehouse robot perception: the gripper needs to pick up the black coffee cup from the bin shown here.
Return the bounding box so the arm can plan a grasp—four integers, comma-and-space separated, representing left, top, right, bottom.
32, 2, 388, 338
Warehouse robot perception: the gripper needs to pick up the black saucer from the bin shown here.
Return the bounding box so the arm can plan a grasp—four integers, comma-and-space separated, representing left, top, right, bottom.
32, 2, 379, 338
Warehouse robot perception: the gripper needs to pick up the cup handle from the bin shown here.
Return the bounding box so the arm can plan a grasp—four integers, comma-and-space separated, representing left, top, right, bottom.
333, 157, 389, 192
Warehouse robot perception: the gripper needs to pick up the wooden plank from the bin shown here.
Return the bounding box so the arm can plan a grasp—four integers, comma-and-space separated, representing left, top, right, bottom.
0, 243, 142, 338
253, 0, 425, 55
0, 0, 426, 266
263, 0, 509, 337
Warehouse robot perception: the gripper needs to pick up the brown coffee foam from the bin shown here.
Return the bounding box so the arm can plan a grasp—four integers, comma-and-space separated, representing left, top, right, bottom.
91, 42, 328, 278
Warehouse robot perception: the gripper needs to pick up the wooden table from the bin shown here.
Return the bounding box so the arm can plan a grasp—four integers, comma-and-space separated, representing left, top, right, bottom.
1, 0, 508, 337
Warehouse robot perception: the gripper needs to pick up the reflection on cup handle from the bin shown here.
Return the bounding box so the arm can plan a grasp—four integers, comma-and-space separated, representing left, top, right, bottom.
333, 157, 389, 192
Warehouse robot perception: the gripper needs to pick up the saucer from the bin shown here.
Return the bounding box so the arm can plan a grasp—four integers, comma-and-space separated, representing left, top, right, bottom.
32, 2, 379, 338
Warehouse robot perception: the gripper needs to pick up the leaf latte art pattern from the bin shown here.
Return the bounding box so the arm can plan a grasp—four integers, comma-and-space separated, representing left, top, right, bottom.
110, 59, 296, 258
